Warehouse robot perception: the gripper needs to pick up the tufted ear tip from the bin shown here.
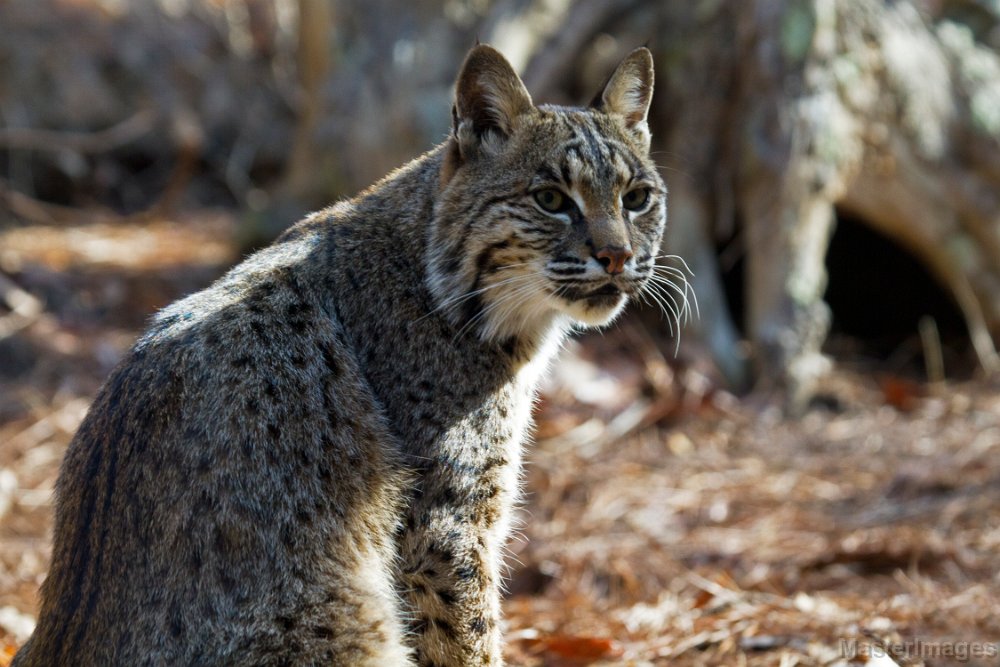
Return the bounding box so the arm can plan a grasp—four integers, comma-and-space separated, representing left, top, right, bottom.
453, 44, 533, 149
591, 47, 654, 130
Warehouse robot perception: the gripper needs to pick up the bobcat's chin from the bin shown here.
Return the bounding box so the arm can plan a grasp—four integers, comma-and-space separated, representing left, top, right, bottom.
557, 291, 628, 328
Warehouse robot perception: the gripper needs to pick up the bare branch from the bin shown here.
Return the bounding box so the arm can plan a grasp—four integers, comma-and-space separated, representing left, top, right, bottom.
0, 109, 156, 154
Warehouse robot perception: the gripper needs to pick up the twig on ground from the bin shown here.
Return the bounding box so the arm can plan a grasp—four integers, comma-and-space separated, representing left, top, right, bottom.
0, 272, 43, 342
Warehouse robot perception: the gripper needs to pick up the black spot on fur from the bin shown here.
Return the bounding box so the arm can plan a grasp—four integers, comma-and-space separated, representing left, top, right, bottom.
475, 485, 500, 502
438, 486, 459, 507
444, 254, 462, 275
298, 447, 313, 467
435, 588, 457, 605
219, 570, 238, 595
431, 617, 457, 639
287, 301, 311, 317
190, 547, 204, 571
430, 544, 455, 563
168, 607, 184, 638
500, 336, 518, 357
193, 491, 214, 514
484, 456, 508, 472
247, 302, 266, 316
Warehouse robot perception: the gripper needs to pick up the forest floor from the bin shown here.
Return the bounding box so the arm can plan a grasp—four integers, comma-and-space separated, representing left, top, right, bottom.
0, 212, 998, 666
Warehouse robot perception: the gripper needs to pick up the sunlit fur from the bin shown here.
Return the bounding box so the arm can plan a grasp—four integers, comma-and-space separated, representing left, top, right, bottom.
427, 106, 667, 349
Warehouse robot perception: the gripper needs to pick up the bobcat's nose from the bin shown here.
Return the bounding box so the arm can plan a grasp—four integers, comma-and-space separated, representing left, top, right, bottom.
594, 246, 633, 275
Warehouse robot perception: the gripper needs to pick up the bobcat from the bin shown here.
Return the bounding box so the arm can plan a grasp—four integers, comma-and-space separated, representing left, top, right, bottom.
14, 45, 666, 666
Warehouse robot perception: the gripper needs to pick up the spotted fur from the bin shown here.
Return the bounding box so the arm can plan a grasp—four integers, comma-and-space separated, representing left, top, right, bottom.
14, 45, 665, 666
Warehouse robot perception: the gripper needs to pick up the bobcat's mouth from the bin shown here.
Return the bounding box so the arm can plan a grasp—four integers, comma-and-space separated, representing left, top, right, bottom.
559, 283, 623, 301
559, 283, 625, 306
586, 284, 622, 298
553, 281, 631, 326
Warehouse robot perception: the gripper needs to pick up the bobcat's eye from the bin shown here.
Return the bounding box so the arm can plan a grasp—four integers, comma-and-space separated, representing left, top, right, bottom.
534, 189, 570, 213
622, 188, 650, 211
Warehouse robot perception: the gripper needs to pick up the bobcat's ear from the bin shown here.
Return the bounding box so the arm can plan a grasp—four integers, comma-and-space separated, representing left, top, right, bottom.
591, 47, 654, 147
452, 45, 532, 155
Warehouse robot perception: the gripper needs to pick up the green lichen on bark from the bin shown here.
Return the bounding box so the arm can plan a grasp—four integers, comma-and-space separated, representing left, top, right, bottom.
938, 20, 1000, 137
781, 2, 817, 62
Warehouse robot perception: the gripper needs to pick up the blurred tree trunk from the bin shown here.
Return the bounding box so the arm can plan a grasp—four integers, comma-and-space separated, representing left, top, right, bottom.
281, 0, 334, 203
725, 0, 1000, 408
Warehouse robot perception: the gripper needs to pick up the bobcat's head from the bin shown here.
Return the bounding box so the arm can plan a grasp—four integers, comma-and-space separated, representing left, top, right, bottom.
428, 44, 670, 345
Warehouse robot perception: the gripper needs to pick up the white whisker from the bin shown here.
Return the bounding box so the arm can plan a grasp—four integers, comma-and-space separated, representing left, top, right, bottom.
654, 253, 695, 276
640, 281, 678, 338
454, 276, 548, 343
636, 253, 700, 355
419, 272, 538, 326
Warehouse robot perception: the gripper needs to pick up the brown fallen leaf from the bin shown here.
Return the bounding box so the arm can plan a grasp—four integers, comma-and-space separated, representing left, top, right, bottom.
0, 644, 17, 667
539, 635, 622, 662
877, 375, 923, 412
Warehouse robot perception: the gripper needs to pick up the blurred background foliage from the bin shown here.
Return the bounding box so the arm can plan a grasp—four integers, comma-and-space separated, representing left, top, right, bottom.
4, 0, 1000, 407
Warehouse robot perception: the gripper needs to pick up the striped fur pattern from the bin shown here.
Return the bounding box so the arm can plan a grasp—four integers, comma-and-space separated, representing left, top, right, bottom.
14, 45, 666, 666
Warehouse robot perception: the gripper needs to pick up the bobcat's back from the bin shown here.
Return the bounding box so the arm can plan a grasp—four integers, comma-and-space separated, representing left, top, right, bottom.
17, 236, 411, 665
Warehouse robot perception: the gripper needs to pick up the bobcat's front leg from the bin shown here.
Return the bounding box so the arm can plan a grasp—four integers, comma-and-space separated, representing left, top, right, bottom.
399, 470, 512, 666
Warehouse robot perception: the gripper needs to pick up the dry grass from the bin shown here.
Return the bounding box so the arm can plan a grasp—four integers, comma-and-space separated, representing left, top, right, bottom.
1, 213, 998, 666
